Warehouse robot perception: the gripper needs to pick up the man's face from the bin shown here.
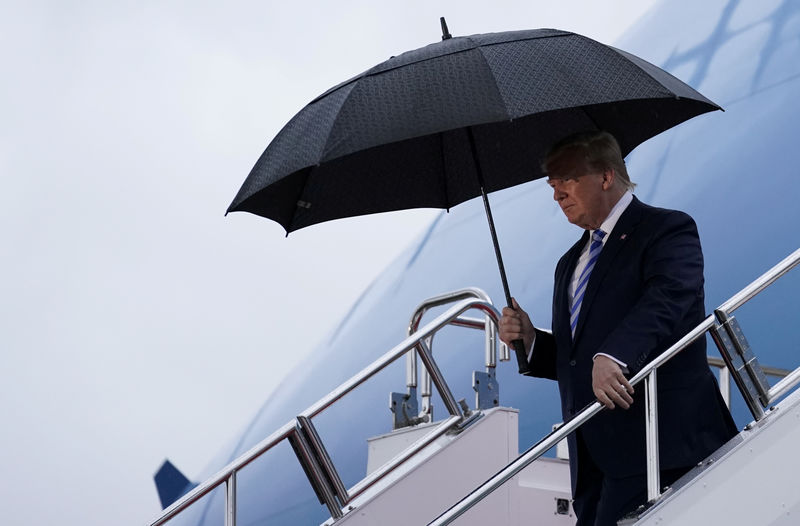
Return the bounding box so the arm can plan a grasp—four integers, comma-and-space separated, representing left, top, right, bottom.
546, 151, 611, 230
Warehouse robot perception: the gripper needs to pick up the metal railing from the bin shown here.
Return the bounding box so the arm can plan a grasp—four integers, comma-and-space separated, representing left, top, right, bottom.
428, 247, 800, 526
148, 296, 503, 526
392, 288, 510, 427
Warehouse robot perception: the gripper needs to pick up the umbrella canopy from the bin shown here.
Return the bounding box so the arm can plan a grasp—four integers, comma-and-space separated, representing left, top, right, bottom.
227, 27, 720, 233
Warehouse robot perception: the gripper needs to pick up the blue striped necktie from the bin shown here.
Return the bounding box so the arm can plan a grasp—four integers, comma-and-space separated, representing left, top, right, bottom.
570, 229, 606, 337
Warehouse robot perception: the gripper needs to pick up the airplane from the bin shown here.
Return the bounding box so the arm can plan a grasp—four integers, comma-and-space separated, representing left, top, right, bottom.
150, 0, 800, 523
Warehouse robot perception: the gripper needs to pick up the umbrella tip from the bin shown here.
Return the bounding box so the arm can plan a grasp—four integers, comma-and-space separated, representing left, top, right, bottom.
440, 17, 452, 40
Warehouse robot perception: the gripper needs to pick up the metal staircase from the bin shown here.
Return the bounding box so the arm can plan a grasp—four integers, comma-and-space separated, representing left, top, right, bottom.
148, 247, 800, 526
431, 247, 800, 525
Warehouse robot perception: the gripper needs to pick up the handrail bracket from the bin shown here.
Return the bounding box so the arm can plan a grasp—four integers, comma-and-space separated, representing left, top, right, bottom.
710, 310, 770, 420
473, 368, 500, 410
390, 386, 427, 428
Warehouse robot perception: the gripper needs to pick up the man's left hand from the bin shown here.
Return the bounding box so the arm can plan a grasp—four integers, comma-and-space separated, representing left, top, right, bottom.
592, 355, 634, 410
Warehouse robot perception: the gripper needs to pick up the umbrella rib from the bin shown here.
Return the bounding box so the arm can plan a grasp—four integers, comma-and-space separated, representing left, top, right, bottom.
317, 82, 361, 164
579, 105, 601, 133
473, 45, 512, 120
604, 41, 696, 101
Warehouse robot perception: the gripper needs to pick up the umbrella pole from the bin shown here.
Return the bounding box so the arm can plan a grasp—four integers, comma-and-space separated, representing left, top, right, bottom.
478, 186, 513, 307
467, 128, 529, 371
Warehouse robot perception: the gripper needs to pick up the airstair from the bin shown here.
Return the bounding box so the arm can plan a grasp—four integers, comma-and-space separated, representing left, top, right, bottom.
149, 247, 800, 526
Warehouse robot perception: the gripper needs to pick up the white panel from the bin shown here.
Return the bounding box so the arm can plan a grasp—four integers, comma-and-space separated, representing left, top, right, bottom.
333, 408, 519, 526
632, 387, 800, 525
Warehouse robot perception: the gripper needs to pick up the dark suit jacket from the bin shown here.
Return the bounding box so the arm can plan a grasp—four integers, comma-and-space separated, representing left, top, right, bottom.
520, 196, 736, 494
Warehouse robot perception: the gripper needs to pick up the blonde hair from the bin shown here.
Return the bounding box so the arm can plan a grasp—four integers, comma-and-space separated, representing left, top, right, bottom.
542, 131, 636, 190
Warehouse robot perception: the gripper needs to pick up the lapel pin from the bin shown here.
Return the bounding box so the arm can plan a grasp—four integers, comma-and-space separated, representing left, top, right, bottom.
620, 234, 627, 240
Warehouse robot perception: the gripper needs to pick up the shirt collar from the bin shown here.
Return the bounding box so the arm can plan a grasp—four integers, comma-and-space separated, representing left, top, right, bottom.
593, 190, 633, 243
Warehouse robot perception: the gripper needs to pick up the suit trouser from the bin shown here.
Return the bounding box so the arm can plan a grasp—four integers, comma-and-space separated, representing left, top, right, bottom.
572, 431, 690, 526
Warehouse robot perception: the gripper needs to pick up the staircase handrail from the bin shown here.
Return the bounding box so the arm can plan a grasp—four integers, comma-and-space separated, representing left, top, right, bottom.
148, 297, 502, 526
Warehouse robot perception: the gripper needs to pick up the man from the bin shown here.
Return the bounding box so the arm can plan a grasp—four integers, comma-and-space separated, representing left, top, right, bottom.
498, 131, 737, 526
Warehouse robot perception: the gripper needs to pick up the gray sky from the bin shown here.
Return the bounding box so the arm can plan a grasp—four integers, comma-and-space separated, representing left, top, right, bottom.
0, 1, 656, 524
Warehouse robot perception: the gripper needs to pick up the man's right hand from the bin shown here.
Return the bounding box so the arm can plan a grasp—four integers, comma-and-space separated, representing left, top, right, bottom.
498, 298, 535, 353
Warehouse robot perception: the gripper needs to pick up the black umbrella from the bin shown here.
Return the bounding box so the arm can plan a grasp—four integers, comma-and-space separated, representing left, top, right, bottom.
227, 20, 720, 361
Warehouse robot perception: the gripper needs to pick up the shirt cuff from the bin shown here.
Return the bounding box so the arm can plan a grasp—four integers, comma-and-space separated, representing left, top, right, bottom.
526, 333, 537, 363
594, 352, 630, 374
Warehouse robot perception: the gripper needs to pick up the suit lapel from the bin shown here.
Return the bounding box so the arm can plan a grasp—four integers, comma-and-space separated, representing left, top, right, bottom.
572, 197, 646, 344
